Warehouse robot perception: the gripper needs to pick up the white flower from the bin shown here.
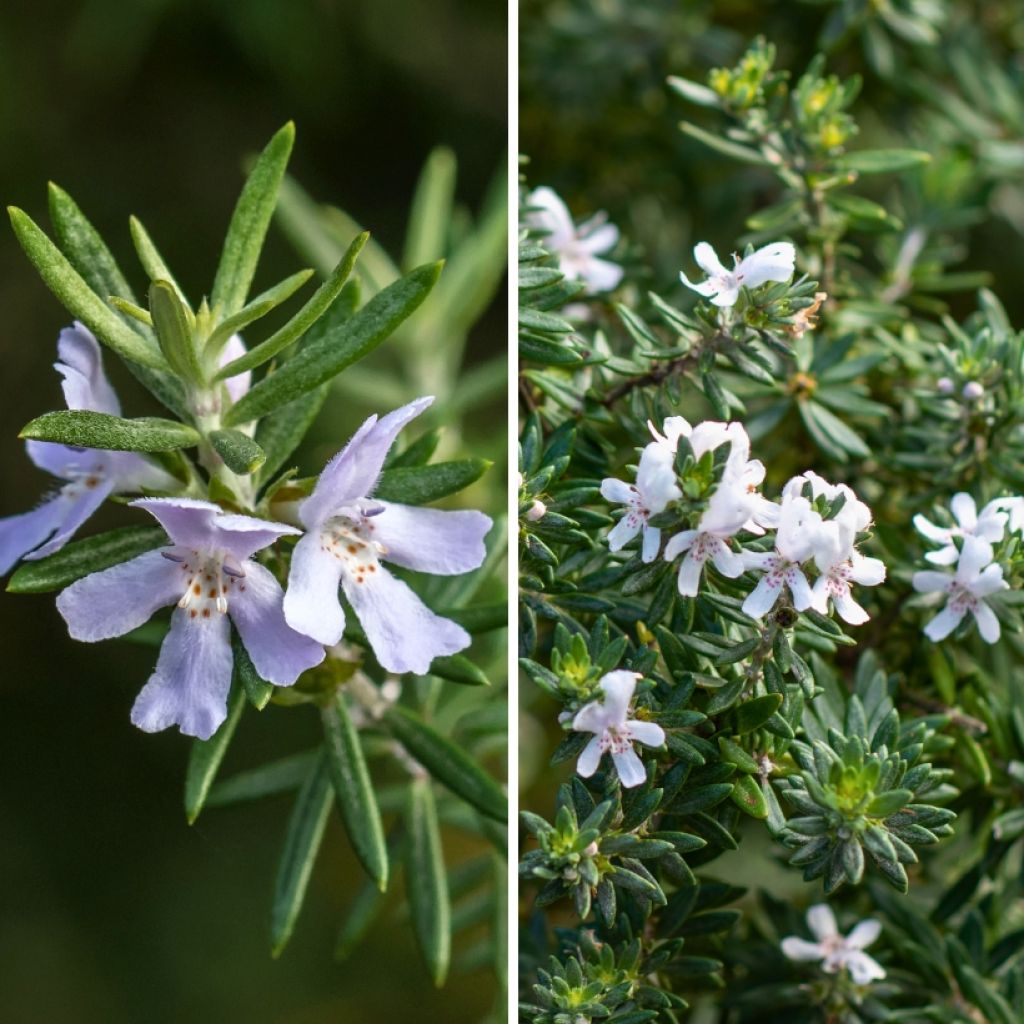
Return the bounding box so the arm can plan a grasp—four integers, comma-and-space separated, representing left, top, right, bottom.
680, 241, 796, 308
913, 535, 1008, 643
811, 524, 886, 625
601, 443, 681, 563
526, 187, 624, 294
913, 493, 1008, 566
572, 671, 665, 788
741, 493, 823, 618
783, 471, 871, 536
647, 415, 745, 462
781, 904, 886, 985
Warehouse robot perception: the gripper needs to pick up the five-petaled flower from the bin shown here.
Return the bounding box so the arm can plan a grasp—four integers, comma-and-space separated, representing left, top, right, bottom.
680, 240, 795, 308
571, 670, 665, 788
57, 498, 325, 739
0, 324, 176, 574
601, 443, 680, 563
912, 534, 1008, 643
781, 904, 886, 985
283, 396, 492, 675
526, 186, 624, 294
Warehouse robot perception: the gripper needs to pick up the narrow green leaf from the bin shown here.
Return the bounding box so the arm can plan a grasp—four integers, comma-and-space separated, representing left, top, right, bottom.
678, 121, 770, 166
667, 76, 721, 107
7, 525, 166, 593
207, 750, 318, 808
184, 684, 246, 824
48, 182, 138, 308
21, 410, 200, 452
253, 280, 361, 486
205, 268, 314, 355
129, 215, 188, 303
374, 459, 490, 505
406, 779, 451, 987
321, 695, 388, 890
837, 148, 932, 174
224, 261, 442, 426
209, 428, 267, 475
403, 146, 456, 270
270, 752, 333, 957
735, 694, 784, 734
232, 629, 274, 710
109, 297, 153, 327
215, 231, 368, 378
149, 280, 201, 382
430, 653, 490, 686
212, 122, 295, 316
9, 206, 166, 370
383, 705, 506, 822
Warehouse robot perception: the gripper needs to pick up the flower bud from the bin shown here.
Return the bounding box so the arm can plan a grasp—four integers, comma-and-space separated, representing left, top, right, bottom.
936, 376, 954, 394
962, 380, 984, 400
526, 499, 547, 521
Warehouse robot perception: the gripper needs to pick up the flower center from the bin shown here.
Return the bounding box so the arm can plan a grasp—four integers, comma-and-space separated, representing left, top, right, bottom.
323, 513, 386, 585
167, 549, 244, 619
600, 724, 634, 754
948, 583, 979, 613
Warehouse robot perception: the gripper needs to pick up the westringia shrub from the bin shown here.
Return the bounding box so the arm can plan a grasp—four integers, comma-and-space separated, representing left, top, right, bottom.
519, 16, 1024, 1023
0, 125, 507, 1005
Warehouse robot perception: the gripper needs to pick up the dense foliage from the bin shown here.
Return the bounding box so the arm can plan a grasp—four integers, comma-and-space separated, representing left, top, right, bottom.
519, 4, 1024, 1021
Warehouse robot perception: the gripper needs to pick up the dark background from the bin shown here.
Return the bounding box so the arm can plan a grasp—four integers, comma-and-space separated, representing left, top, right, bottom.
0, 1, 505, 1021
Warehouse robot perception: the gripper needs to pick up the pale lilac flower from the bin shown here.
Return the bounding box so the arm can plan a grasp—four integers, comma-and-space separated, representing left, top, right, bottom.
741, 494, 823, 618
526, 187, 624, 294
913, 535, 1008, 643
283, 397, 491, 675
680, 241, 796, 308
962, 381, 984, 401
601, 442, 681, 563
914, 493, 1009, 565
0, 324, 177, 575
56, 498, 324, 739
936, 376, 954, 395
782, 904, 886, 985
572, 671, 665, 788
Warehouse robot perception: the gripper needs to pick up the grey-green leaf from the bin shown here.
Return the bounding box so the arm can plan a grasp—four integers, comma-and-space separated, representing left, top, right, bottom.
321, 695, 388, 890
21, 410, 200, 452
211, 122, 295, 316
205, 268, 314, 356
223, 260, 442, 426
149, 280, 201, 383
374, 459, 491, 505
216, 231, 368, 379
270, 752, 333, 957
184, 684, 246, 824
406, 779, 450, 987
209, 428, 267, 475
383, 705, 506, 822
7, 525, 167, 593
232, 630, 274, 710
9, 206, 166, 370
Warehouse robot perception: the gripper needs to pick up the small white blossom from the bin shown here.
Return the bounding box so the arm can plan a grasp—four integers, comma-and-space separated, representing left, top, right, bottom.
914, 493, 1009, 565
962, 380, 984, 400
526, 187, 623, 294
680, 240, 795, 308
601, 442, 681, 563
572, 670, 665, 788
913, 535, 1008, 643
936, 376, 954, 395
781, 904, 886, 985
741, 493, 823, 618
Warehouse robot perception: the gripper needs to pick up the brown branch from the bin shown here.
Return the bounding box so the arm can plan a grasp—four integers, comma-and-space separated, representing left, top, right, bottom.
599, 352, 702, 408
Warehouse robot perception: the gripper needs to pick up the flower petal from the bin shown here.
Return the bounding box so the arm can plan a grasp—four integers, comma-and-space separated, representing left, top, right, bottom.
950, 492, 977, 530
641, 525, 661, 563
370, 502, 491, 575
675, 552, 704, 596
283, 530, 347, 646
971, 563, 1008, 597
735, 242, 795, 289
230, 561, 325, 684
130, 607, 233, 739
600, 477, 635, 504
845, 950, 886, 984
957, 535, 994, 579
0, 494, 73, 574
600, 670, 639, 722
342, 564, 469, 674
913, 513, 952, 543
573, 699, 611, 736
924, 545, 960, 566
923, 602, 966, 642
581, 257, 624, 294
629, 720, 665, 748
693, 241, 728, 278
57, 549, 183, 641
807, 904, 839, 942
611, 745, 647, 788
912, 570, 951, 594
846, 919, 881, 950
973, 601, 1001, 644
24, 478, 114, 560
526, 187, 574, 249
55, 323, 121, 414
743, 576, 782, 619
781, 937, 824, 962
789, 568, 814, 611
300, 397, 433, 527
576, 735, 603, 778
607, 515, 641, 552
219, 333, 252, 403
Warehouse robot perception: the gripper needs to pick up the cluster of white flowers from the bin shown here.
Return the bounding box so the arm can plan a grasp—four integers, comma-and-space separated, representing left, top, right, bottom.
782, 904, 886, 985
601, 418, 885, 624
912, 492, 1022, 644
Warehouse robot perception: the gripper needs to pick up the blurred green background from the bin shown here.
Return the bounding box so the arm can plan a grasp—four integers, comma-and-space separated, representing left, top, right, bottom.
0, 1, 505, 1021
